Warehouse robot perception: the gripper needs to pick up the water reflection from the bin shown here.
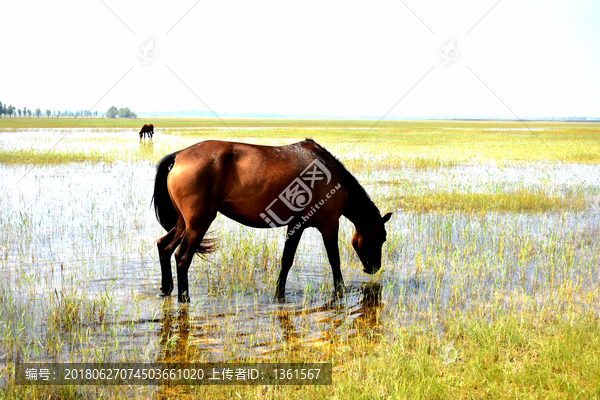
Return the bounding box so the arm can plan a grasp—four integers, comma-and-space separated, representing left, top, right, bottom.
139, 139, 154, 157
157, 299, 193, 363
154, 282, 384, 362
348, 282, 383, 336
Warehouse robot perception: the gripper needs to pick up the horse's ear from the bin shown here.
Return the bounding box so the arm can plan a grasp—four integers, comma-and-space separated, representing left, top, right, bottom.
382, 212, 392, 223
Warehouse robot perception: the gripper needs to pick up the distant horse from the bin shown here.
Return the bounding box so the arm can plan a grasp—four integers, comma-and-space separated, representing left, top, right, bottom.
139, 124, 154, 139
152, 139, 392, 302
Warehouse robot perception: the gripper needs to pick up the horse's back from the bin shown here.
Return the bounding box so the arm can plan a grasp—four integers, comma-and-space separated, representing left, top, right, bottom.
172, 140, 331, 185
167, 140, 345, 227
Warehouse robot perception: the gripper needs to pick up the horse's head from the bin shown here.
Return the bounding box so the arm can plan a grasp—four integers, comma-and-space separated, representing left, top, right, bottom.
352, 212, 392, 274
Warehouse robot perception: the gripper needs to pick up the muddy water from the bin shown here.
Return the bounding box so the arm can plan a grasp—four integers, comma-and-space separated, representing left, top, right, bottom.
1, 129, 599, 364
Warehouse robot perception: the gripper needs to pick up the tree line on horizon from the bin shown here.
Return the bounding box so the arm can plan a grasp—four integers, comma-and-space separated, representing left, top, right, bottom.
106, 106, 137, 119
0, 101, 137, 119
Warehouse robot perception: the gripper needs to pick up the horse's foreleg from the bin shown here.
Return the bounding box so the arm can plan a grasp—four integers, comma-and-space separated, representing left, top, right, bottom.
157, 225, 184, 297
275, 226, 304, 299
319, 220, 345, 295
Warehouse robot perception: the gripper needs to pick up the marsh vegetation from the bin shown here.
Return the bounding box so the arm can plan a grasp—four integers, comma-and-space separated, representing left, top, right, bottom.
0, 119, 599, 398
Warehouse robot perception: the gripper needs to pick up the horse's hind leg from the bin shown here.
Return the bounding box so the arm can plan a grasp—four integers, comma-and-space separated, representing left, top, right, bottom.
157, 222, 184, 297
174, 214, 216, 303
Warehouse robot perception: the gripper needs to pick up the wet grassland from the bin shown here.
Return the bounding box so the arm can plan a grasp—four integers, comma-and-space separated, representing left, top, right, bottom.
0, 118, 599, 398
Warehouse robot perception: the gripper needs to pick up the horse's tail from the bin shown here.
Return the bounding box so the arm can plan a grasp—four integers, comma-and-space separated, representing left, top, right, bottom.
152, 151, 217, 255
152, 152, 179, 232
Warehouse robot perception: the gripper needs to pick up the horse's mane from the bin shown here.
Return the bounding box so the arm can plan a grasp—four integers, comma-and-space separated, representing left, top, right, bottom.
304, 138, 380, 217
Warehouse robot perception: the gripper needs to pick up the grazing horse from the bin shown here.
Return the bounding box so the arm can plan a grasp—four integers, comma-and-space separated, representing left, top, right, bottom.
139, 124, 154, 139
152, 139, 392, 302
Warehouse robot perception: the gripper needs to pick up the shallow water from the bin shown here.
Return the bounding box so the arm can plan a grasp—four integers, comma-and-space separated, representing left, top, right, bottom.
1, 128, 599, 364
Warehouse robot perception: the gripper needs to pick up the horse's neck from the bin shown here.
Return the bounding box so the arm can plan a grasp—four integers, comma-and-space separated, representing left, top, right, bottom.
342, 185, 380, 231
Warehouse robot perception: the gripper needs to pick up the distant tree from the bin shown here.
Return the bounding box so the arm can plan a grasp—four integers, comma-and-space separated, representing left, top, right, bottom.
106, 106, 118, 118
18, 109, 22, 117
117, 107, 134, 118
27, 109, 31, 118
7, 105, 14, 118
57, 110, 61, 118
35, 108, 41, 118
46, 109, 51, 118
0, 101, 3, 118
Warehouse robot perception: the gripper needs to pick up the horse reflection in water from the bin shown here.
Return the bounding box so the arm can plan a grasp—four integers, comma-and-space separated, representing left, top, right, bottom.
151, 283, 384, 364
139, 139, 154, 158
156, 299, 193, 363
274, 282, 384, 354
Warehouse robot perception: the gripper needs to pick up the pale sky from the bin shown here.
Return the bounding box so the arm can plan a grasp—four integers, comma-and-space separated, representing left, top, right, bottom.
2, 0, 599, 118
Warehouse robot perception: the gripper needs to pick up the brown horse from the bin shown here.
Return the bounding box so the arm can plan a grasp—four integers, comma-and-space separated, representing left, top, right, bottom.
152, 139, 392, 302
139, 124, 154, 139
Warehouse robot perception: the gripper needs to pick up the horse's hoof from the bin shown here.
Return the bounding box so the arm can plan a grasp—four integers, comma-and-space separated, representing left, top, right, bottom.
178, 292, 191, 303
157, 292, 171, 298
333, 286, 346, 299
275, 294, 286, 304
274, 288, 286, 302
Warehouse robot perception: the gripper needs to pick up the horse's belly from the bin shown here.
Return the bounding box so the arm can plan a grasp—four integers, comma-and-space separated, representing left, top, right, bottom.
219, 200, 294, 229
